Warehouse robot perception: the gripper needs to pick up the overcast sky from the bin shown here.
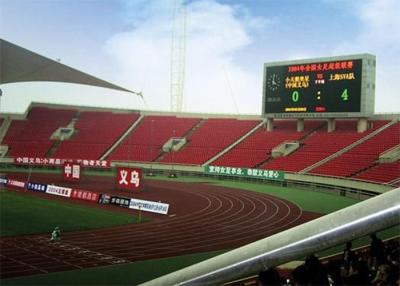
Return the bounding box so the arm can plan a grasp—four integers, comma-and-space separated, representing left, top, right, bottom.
0, 0, 399, 115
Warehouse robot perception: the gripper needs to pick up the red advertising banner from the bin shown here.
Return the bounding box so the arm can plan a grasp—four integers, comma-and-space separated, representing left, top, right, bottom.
116, 167, 143, 191
71, 189, 99, 202
63, 162, 81, 181
14, 157, 110, 168
6, 179, 25, 189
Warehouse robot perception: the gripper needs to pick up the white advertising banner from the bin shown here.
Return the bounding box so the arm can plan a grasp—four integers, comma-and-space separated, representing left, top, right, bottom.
129, 198, 169, 215
46, 185, 72, 197
0, 177, 8, 185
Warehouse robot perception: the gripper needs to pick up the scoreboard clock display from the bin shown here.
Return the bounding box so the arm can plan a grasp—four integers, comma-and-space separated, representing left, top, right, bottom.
263, 55, 375, 117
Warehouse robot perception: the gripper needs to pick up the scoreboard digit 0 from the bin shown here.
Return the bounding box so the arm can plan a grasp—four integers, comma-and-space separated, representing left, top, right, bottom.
263, 54, 375, 117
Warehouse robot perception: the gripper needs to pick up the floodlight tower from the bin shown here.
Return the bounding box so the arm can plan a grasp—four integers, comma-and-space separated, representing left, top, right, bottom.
170, 0, 187, 112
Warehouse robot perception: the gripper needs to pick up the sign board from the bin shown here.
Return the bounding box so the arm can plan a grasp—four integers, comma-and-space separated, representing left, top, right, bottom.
0, 177, 7, 185
116, 167, 143, 191
14, 157, 110, 168
27, 181, 48, 193
129, 198, 169, 215
110, 196, 131, 208
46, 185, 72, 197
71, 189, 99, 202
204, 165, 284, 181
63, 162, 81, 181
263, 54, 376, 118
99, 193, 112, 204
6, 179, 25, 188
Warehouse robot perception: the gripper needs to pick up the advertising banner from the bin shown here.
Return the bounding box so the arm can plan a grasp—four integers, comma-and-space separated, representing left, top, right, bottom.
71, 189, 99, 202
26, 181, 48, 193
110, 196, 131, 208
63, 162, 81, 181
0, 177, 7, 185
116, 167, 143, 191
6, 179, 25, 188
129, 198, 169, 215
46, 185, 72, 197
204, 165, 284, 181
14, 157, 110, 168
75, 159, 110, 168
98, 193, 111, 204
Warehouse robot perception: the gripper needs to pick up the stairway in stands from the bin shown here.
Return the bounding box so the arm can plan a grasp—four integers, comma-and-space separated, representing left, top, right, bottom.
0, 117, 12, 144
100, 114, 145, 160
46, 110, 81, 158
303, 121, 399, 180
154, 118, 205, 162
202, 120, 264, 166
254, 121, 326, 169
301, 120, 396, 174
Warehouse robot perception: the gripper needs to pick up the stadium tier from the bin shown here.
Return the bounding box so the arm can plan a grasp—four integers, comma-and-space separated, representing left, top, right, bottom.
53, 111, 140, 159
259, 120, 390, 172
213, 120, 324, 168
354, 161, 400, 184
2, 107, 76, 157
1, 107, 398, 185
108, 116, 200, 162
160, 118, 260, 165
311, 122, 400, 177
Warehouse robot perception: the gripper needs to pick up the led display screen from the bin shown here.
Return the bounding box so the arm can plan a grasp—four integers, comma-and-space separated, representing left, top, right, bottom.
264, 59, 362, 114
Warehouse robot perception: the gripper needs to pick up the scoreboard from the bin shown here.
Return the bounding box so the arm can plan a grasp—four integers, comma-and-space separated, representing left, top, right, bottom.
263, 54, 376, 118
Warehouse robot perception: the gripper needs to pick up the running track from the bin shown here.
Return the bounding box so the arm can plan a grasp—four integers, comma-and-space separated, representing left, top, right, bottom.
0, 177, 320, 279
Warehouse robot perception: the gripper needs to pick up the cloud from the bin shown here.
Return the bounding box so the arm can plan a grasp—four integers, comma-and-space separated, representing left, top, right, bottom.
332, 0, 400, 113
358, 0, 400, 113
358, 0, 400, 47
105, 0, 267, 114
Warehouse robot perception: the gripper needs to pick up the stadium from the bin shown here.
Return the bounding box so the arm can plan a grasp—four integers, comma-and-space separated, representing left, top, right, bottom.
0, 1, 399, 285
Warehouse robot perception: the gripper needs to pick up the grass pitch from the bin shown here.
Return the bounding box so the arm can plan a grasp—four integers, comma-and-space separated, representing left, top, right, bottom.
0, 190, 139, 237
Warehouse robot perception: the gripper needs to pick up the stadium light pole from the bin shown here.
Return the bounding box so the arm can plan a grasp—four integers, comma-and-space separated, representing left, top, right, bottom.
149, 119, 154, 176
27, 161, 32, 193
0, 88, 2, 117
169, 129, 177, 178
128, 132, 131, 167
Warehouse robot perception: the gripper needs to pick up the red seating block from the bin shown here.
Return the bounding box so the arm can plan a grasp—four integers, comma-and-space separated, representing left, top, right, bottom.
261, 120, 389, 173
109, 116, 200, 162
160, 118, 259, 165
53, 112, 139, 160
214, 120, 323, 168
355, 161, 400, 183
311, 122, 399, 177
3, 107, 76, 157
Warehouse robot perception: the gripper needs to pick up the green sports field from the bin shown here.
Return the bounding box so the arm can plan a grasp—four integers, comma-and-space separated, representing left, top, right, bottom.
0, 171, 398, 285
0, 190, 140, 237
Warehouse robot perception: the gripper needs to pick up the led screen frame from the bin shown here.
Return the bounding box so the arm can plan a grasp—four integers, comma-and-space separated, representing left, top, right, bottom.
262, 54, 376, 118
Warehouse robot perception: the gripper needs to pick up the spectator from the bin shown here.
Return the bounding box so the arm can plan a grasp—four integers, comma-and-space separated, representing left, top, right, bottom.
258, 267, 282, 286
343, 241, 356, 274
369, 233, 385, 270
386, 251, 400, 285
343, 258, 370, 285
371, 260, 391, 285
304, 254, 329, 285
326, 259, 343, 285
292, 264, 309, 286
